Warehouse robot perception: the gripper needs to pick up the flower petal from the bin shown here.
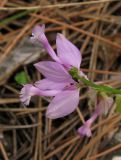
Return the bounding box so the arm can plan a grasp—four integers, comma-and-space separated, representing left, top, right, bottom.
35, 78, 67, 90
20, 84, 60, 105
31, 25, 60, 63
34, 61, 73, 82
56, 34, 81, 68
30, 24, 45, 42
46, 89, 79, 119
20, 84, 40, 105
77, 123, 92, 137
77, 106, 100, 137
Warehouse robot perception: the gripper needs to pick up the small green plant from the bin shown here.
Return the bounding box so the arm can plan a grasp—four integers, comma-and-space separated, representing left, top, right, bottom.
15, 71, 29, 84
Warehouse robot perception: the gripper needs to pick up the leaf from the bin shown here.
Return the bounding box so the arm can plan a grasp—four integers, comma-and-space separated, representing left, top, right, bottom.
116, 95, 121, 113
0, 11, 31, 26
15, 71, 29, 84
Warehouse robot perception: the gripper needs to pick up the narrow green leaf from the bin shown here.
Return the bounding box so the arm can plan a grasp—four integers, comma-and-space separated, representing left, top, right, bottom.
0, 10, 31, 26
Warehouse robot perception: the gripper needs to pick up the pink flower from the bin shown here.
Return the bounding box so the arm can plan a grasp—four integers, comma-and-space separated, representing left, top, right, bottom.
31, 24, 81, 70
20, 58, 80, 119
20, 24, 85, 119
77, 97, 113, 137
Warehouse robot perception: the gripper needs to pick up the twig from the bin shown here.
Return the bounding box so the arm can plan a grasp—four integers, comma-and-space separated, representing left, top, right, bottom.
88, 143, 121, 160
0, 0, 120, 10
76, 107, 85, 123
0, 141, 9, 160
44, 136, 80, 160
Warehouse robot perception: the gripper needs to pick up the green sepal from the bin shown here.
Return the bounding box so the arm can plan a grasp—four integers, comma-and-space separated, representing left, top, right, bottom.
69, 67, 79, 81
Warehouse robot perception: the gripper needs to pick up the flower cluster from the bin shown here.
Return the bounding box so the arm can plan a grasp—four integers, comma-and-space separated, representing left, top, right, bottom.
20, 25, 83, 119
20, 24, 114, 137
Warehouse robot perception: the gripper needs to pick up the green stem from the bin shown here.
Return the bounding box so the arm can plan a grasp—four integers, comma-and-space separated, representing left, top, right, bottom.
79, 76, 121, 94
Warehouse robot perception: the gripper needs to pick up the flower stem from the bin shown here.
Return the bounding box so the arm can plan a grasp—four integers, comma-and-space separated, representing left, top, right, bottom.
78, 76, 121, 94
70, 67, 121, 94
